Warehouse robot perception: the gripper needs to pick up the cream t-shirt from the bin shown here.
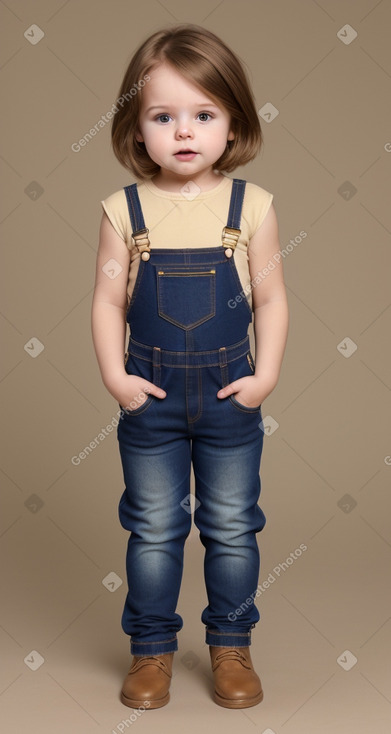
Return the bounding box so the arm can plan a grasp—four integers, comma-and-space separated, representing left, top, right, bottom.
101, 174, 273, 312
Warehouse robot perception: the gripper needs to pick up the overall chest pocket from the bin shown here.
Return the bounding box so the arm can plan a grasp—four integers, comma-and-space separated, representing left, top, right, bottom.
156, 265, 216, 330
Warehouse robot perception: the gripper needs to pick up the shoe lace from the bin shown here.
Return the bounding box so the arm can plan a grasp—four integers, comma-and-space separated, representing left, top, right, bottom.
130, 655, 172, 676
212, 648, 251, 670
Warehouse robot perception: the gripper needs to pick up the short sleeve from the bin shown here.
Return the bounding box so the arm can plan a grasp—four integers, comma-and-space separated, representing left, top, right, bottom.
245, 184, 274, 239
100, 189, 131, 246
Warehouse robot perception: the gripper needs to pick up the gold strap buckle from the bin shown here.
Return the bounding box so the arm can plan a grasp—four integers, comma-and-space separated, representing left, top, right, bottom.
221, 226, 240, 258
132, 227, 151, 260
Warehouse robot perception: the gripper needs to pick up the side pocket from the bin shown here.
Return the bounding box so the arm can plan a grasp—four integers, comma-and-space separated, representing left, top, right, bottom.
120, 352, 156, 416
229, 394, 261, 413
227, 352, 261, 413
121, 393, 154, 416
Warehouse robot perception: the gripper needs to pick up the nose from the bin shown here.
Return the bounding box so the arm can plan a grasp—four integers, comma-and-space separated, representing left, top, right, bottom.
175, 117, 194, 140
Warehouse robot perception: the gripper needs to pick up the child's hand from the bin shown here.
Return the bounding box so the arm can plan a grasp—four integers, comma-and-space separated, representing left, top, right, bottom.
217, 375, 275, 408
108, 373, 166, 412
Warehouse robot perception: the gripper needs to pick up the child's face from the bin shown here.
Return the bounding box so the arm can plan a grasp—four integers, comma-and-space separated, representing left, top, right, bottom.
135, 62, 234, 183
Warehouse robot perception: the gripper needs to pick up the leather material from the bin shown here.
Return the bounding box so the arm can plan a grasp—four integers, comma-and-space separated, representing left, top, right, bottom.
121, 653, 174, 709
209, 646, 264, 708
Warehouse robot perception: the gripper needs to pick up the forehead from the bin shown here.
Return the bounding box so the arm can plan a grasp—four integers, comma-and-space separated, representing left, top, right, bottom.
141, 62, 217, 107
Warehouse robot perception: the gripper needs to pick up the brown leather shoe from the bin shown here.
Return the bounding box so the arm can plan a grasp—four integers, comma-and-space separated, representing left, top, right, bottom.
209, 646, 264, 708
120, 653, 174, 709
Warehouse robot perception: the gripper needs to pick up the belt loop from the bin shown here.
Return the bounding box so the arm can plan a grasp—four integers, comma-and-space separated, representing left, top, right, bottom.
219, 346, 227, 367
219, 346, 229, 387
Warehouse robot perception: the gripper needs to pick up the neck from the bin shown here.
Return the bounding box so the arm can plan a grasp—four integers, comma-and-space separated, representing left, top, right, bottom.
151, 170, 226, 193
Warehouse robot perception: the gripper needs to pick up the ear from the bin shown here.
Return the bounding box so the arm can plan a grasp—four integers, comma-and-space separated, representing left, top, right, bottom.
135, 128, 144, 143
227, 129, 235, 142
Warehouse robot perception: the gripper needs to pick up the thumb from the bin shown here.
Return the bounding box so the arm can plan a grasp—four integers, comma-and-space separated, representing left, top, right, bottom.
144, 382, 166, 399
217, 381, 238, 399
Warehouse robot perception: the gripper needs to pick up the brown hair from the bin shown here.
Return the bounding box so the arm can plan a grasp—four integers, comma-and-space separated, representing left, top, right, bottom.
111, 24, 263, 179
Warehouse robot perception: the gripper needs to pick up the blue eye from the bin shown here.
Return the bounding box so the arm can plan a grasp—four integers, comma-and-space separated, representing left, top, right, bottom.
154, 112, 213, 123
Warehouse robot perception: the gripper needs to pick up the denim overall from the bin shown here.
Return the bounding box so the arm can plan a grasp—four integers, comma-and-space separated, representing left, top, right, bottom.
117, 178, 266, 656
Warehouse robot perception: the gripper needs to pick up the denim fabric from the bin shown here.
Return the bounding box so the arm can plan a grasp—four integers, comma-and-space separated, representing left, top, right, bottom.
117, 180, 266, 656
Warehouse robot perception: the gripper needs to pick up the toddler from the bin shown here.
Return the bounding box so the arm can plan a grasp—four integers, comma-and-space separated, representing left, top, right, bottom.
91, 23, 289, 710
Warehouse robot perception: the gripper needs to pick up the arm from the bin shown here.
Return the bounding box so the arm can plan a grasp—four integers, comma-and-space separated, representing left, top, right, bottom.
250, 201, 289, 390
91, 212, 166, 407
91, 212, 128, 391
217, 202, 289, 406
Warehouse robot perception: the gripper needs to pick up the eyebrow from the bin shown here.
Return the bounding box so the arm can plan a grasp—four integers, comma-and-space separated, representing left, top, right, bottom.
145, 103, 220, 113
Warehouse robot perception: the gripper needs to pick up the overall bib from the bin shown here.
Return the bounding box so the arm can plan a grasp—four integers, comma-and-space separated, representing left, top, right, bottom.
117, 178, 266, 656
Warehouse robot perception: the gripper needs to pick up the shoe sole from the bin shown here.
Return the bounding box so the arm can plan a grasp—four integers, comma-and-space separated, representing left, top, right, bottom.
120, 690, 170, 709
213, 688, 264, 708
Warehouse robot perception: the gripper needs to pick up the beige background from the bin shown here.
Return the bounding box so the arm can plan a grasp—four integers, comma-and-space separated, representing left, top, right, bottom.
1, 1, 390, 732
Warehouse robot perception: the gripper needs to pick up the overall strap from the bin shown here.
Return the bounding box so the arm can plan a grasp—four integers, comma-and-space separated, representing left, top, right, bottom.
222, 178, 246, 258
123, 183, 151, 261
123, 178, 247, 260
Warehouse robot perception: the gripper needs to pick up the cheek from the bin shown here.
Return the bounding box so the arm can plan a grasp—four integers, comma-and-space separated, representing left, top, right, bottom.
142, 130, 167, 164
208, 129, 230, 153
144, 126, 166, 151
140, 127, 158, 153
